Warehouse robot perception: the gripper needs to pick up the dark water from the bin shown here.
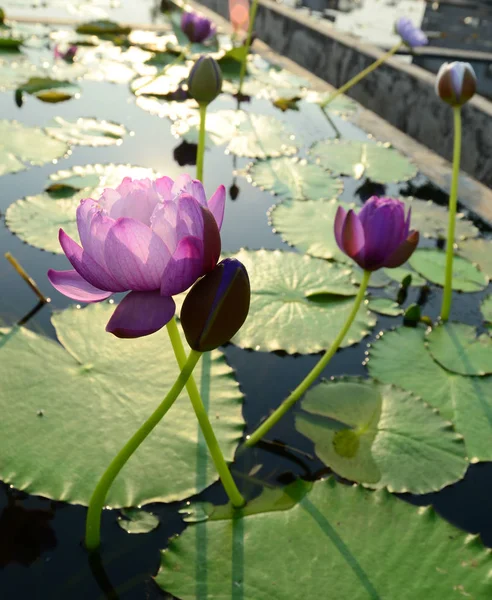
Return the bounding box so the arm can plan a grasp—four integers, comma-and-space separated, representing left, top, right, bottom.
0, 17, 492, 600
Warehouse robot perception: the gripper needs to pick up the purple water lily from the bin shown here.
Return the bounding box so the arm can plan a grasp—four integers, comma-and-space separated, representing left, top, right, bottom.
395, 17, 428, 47
335, 196, 419, 271
48, 175, 226, 339
181, 11, 216, 44
54, 44, 77, 62
435, 61, 477, 107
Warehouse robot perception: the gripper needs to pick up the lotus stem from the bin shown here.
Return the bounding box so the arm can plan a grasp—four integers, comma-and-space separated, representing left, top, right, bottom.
85, 349, 202, 551
440, 106, 462, 321
238, 0, 259, 97
166, 318, 245, 507
5, 252, 48, 304
245, 270, 371, 447
196, 103, 207, 182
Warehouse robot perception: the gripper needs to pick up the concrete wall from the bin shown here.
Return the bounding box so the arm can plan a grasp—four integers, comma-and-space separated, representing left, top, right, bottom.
197, 0, 492, 189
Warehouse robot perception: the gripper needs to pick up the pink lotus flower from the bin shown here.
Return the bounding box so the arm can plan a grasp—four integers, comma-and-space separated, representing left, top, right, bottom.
48, 175, 225, 339
335, 196, 419, 271
229, 0, 250, 34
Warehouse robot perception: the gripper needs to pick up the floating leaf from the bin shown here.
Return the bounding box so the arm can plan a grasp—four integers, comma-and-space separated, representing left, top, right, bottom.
270, 199, 353, 264
217, 46, 247, 79
0, 56, 40, 91
131, 65, 189, 97
296, 378, 467, 492
156, 478, 492, 599
45, 117, 127, 146
426, 322, 492, 376
368, 326, 492, 462
409, 249, 487, 292
221, 250, 375, 354
482, 295, 492, 324
457, 238, 492, 281
351, 269, 391, 289
0, 304, 244, 507
309, 140, 417, 184
248, 157, 343, 201
117, 508, 159, 534
0, 120, 68, 176
303, 90, 359, 116
0, 36, 22, 49
272, 96, 301, 112
17, 77, 81, 103
5, 164, 157, 253
382, 267, 426, 287
366, 298, 403, 316
75, 19, 131, 36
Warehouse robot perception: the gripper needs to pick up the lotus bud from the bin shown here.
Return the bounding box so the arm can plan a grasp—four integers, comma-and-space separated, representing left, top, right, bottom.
188, 56, 222, 106
181, 258, 250, 352
435, 62, 477, 107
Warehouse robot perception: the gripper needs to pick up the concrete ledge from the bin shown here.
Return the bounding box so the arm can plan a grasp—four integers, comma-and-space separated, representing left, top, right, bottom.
194, 0, 492, 193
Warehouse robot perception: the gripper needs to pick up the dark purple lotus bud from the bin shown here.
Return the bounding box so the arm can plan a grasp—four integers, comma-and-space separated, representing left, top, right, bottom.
188, 56, 222, 105
435, 62, 477, 107
181, 11, 216, 44
181, 258, 250, 351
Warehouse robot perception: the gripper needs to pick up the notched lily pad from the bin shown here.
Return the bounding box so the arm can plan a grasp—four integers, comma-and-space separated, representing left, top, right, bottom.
117, 508, 160, 534
309, 139, 417, 184
45, 117, 128, 146
296, 378, 467, 493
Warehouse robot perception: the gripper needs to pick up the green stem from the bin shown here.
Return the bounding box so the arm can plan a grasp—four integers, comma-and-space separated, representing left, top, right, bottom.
238, 0, 259, 96
196, 103, 207, 182
85, 349, 202, 551
166, 319, 245, 507
440, 106, 462, 322
245, 270, 371, 447
321, 41, 403, 108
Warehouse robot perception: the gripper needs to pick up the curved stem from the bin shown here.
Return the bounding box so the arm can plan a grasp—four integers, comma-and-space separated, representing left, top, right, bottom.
321, 41, 403, 108
196, 103, 207, 182
440, 106, 462, 322
85, 349, 202, 551
238, 0, 259, 96
166, 319, 245, 507
245, 270, 372, 447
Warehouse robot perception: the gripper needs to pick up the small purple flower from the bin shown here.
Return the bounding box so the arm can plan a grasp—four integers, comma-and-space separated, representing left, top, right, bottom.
48, 175, 226, 339
54, 44, 78, 63
395, 17, 428, 48
334, 196, 419, 271
435, 61, 477, 107
181, 11, 216, 44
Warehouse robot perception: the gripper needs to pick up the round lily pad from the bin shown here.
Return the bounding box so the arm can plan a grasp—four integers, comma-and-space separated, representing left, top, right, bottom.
0, 120, 69, 176
368, 326, 492, 462
482, 295, 492, 324
409, 249, 488, 292
309, 140, 417, 183
117, 508, 160, 534
0, 304, 244, 507
270, 199, 354, 265
156, 478, 492, 600
247, 157, 343, 201
226, 249, 375, 354
296, 378, 467, 493
45, 117, 128, 146
17, 76, 81, 103
366, 298, 403, 316
5, 163, 157, 253
456, 238, 492, 282
426, 322, 492, 376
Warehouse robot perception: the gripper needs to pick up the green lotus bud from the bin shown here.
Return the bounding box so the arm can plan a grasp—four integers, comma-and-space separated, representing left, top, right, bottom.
187, 56, 222, 106
181, 258, 250, 352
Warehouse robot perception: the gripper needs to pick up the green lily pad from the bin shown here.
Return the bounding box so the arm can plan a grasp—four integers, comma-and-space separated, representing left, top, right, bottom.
457, 238, 492, 281
0, 36, 22, 49
366, 298, 403, 316
16, 77, 81, 103
247, 157, 343, 201
482, 295, 492, 324
224, 249, 375, 354
0, 304, 244, 507
0, 56, 41, 91
426, 322, 492, 376
368, 326, 492, 462
351, 269, 392, 289
5, 163, 157, 253
130, 65, 189, 97
303, 90, 359, 116
0, 120, 69, 176
45, 117, 128, 146
382, 267, 426, 287
269, 199, 354, 264
217, 46, 247, 79
409, 249, 488, 292
117, 508, 159, 534
75, 19, 132, 36
296, 378, 467, 493
309, 140, 417, 184
156, 478, 492, 600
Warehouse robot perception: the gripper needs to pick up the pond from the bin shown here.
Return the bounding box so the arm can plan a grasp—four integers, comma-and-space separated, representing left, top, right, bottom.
0, 2, 492, 599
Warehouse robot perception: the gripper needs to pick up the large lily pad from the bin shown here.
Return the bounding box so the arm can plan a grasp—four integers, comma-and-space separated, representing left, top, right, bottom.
409, 249, 488, 292
0, 120, 69, 176
457, 238, 492, 281
156, 478, 492, 600
269, 199, 354, 265
247, 157, 343, 201
225, 249, 375, 354
5, 164, 157, 253
426, 322, 492, 376
0, 304, 244, 507
309, 140, 417, 184
368, 326, 492, 462
45, 117, 128, 146
296, 378, 467, 492
16, 77, 81, 103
